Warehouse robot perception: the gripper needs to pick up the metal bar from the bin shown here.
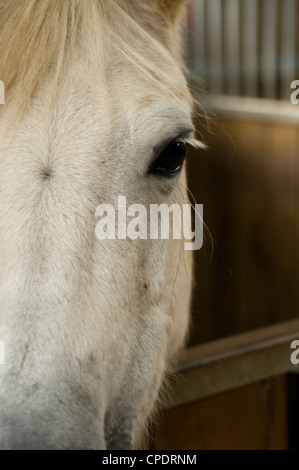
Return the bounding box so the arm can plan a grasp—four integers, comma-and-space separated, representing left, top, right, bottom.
189, 0, 297, 102
261, 0, 278, 99
206, 0, 223, 93
191, 0, 206, 76
280, 0, 297, 100
242, 0, 258, 97
224, 0, 241, 95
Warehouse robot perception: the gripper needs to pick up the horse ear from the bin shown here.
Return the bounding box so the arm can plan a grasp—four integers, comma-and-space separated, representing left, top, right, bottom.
155, 0, 188, 24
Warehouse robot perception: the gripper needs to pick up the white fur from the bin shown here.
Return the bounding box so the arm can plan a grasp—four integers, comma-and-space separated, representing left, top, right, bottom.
0, 0, 199, 449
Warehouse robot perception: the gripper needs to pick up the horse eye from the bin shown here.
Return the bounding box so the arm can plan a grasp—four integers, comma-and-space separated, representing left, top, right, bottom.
150, 140, 188, 177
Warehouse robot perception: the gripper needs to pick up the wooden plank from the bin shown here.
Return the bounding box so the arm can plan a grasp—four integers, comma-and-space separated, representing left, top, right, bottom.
288, 372, 299, 449
264, 375, 288, 450
164, 320, 299, 407
154, 375, 288, 450
155, 382, 263, 450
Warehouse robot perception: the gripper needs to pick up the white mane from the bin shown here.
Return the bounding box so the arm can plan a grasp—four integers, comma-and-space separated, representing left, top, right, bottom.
0, 0, 191, 126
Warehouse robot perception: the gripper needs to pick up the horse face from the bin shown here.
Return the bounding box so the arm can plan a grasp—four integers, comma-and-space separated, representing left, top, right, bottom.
0, 0, 195, 449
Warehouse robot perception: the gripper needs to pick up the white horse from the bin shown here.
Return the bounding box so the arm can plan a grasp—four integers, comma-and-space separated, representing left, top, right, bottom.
0, 0, 203, 450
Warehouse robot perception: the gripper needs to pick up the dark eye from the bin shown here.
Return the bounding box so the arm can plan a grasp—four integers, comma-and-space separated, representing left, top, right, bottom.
150, 140, 188, 177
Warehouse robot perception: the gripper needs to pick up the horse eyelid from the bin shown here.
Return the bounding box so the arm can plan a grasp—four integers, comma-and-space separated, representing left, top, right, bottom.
151, 131, 193, 162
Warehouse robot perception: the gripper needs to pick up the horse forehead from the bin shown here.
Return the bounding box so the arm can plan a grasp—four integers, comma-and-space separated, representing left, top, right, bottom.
3, 55, 193, 168
40, 80, 192, 157
73, 53, 193, 134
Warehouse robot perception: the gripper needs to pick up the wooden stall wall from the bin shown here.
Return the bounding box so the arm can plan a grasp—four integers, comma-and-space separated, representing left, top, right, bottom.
156, 0, 299, 451
187, 116, 299, 345
150, 114, 299, 450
